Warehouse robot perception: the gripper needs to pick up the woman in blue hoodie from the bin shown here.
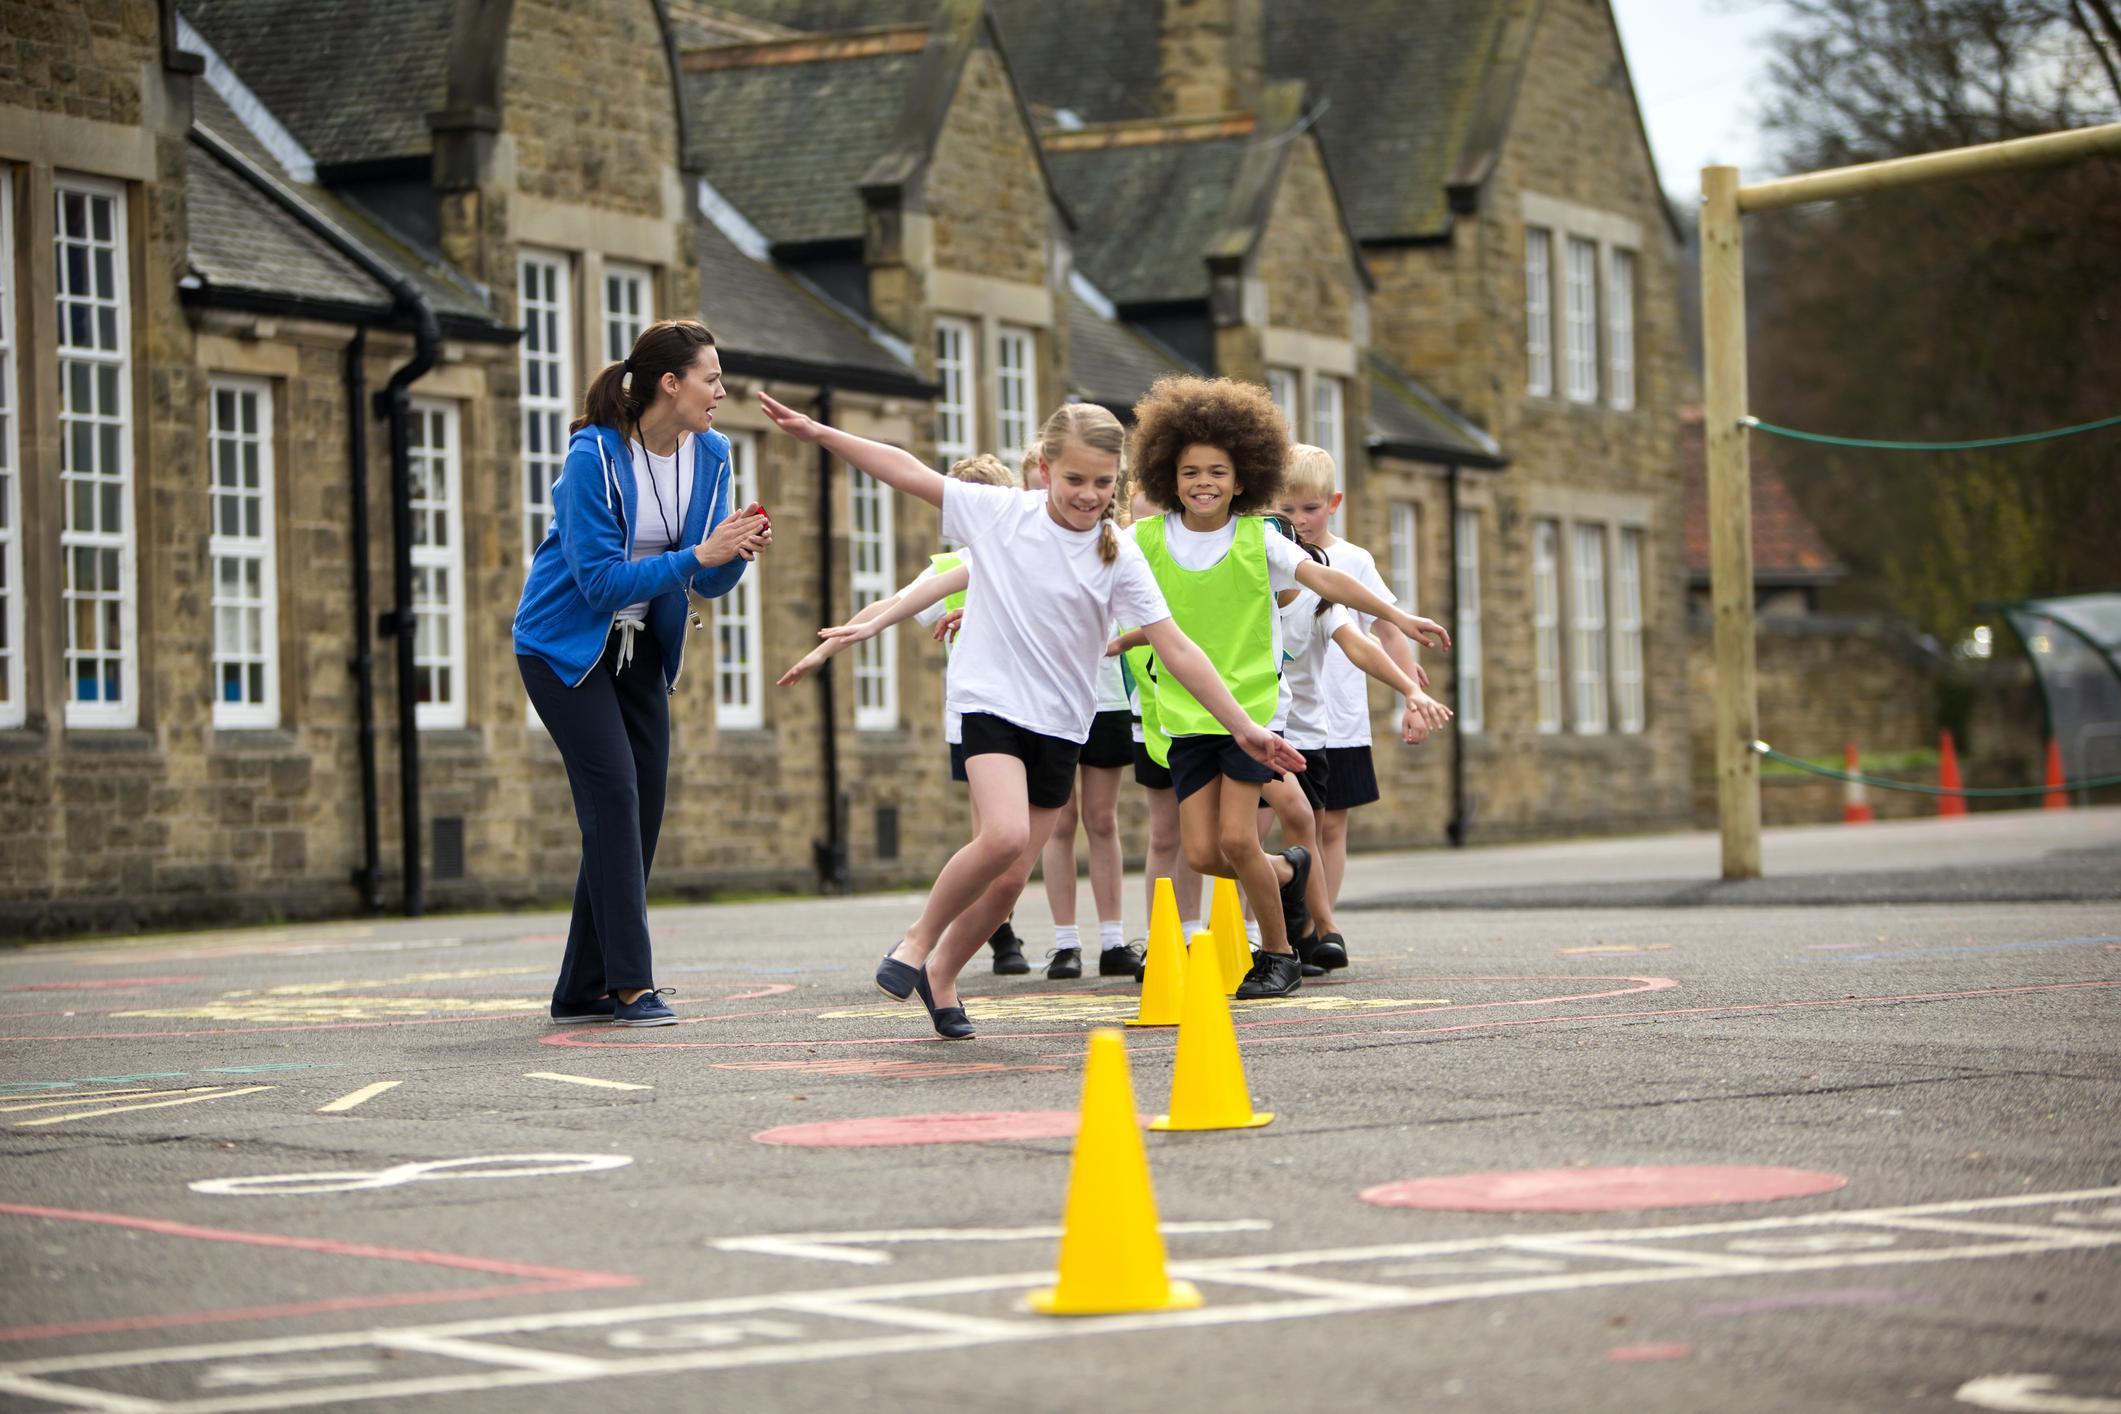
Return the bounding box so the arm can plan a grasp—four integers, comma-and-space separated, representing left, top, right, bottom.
514, 319, 769, 1027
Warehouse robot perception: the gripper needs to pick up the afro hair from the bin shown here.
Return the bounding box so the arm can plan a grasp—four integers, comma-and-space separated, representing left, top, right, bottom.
1128, 375, 1291, 517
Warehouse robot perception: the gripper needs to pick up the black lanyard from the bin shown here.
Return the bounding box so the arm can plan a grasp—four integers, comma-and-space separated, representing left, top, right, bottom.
635, 438, 680, 548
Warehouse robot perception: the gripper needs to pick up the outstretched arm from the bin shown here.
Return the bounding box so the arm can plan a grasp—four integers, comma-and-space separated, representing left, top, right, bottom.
813, 564, 968, 650
1141, 618, 1307, 774
1331, 622, 1453, 742
1294, 561, 1452, 651
1371, 620, 1431, 692
757, 391, 946, 509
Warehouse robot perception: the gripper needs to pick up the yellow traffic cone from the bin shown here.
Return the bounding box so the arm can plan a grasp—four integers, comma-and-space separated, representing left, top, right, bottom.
1150, 931, 1274, 1131
1027, 1030, 1204, 1315
1209, 876, 1248, 997
1126, 877, 1187, 1028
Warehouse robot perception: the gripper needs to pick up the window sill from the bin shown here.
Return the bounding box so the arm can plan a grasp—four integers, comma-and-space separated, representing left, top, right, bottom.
212, 727, 298, 752
63, 727, 156, 752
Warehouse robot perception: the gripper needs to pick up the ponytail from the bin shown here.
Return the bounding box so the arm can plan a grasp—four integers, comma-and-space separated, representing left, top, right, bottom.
1097, 498, 1120, 564
571, 319, 718, 437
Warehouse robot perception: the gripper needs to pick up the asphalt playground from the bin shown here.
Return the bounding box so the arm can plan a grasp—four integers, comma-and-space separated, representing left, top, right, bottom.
2, 808, 2117, 1413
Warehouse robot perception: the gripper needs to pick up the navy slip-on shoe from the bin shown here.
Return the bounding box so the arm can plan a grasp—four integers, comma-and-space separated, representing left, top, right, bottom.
612, 988, 678, 1027
550, 998, 618, 1024
876, 952, 920, 1000
912, 967, 976, 1040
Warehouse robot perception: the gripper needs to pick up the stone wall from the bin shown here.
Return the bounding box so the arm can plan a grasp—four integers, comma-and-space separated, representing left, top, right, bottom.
1256, 139, 1360, 341
925, 42, 1049, 290
504, 0, 678, 220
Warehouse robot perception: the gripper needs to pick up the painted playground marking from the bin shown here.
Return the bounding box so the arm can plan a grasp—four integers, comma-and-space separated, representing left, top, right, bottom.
189, 1155, 633, 1198
317, 1082, 401, 1114
1956, 1373, 2121, 1412
711, 1058, 1062, 1080
1359, 1166, 1850, 1213
753, 1111, 1110, 1149
7, 1086, 275, 1129
0, 1186, 2113, 1412
818, 992, 1454, 1024
713, 1220, 1275, 1266
523, 1073, 652, 1092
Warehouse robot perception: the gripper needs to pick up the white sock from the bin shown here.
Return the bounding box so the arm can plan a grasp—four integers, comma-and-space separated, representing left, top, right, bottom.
1098, 920, 1125, 951
1054, 924, 1079, 952
1244, 918, 1262, 947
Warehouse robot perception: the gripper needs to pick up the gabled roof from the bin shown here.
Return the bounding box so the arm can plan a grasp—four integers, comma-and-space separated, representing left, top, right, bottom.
180, 0, 454, 168
696, 215, 932, 397
1680, 408, 1844, 585
1043, 126, 1253, 306
1367, 352, 1506, 468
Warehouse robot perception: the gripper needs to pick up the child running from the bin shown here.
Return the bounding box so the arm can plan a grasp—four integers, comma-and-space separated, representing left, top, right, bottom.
776, 453, 1032, 975
1275, 444, 1432, 968
1118, 490, 1205, 941
758, 391, 1303, 1039
1124, 376, 1449, 998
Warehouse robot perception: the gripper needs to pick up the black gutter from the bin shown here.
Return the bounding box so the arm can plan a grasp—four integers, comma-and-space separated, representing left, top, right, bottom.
718, 351, 934, 403
1370, 435, 1507, 472
812, 385, 849, 894
346, 329, 384, 912
177, 285, 513, 344
190, 124, 446, 915
1446, 460, 1469, 848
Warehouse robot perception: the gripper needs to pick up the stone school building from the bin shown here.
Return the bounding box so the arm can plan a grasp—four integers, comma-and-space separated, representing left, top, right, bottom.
0, 0, 1691, 934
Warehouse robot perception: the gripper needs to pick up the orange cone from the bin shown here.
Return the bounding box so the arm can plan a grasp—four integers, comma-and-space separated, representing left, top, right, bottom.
1938, 729, 1968, 818
1842, 742, 1874, 824
2044, 739, 2068, 811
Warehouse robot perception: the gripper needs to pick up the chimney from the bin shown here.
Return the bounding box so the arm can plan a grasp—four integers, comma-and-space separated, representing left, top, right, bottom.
1158, 0, 1263, 118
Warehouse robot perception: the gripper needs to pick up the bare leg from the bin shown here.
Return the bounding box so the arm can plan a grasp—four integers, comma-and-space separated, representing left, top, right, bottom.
1180, 775, 1295, 954
1040, 788, 1080, 929
1262, 774, 1334, 936
1319, 807, 1351, 909
926, 804, 1064, 1008
892, 756, 1033, 968
1078, 766, 1125, 930
1143, 784, 1202, 923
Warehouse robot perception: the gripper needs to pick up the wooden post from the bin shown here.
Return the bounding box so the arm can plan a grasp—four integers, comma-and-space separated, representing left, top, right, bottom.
1700, 166, 1761, 880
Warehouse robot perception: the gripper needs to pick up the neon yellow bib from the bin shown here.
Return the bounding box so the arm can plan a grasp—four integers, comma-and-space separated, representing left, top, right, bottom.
929, 551, 967, 612
1132, 515, 1279, 743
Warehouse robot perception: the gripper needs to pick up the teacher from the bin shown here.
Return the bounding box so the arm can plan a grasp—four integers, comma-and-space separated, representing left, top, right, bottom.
513, 319, 770, 1027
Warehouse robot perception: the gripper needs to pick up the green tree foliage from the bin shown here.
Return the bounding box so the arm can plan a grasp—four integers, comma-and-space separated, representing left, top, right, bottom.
1746, 0, 2121, 644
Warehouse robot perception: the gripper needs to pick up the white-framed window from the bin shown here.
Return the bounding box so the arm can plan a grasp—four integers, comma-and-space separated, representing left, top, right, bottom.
1266, 366, 1300, 437
1607, 249, 1636, 411
0, 169, 21, 728
519, 249, 572, 566
207, 378, 277, 728
408, 400, 465, 729
1531, 519, 1562, 734
1564, 236, 1600, 403
714, 431, 763, 730
1389, 501, 1418, 661
848, 465, 896, 729
1311, 374, 1346, 536
603, 261, 651, 365
934, 316, 975, 470
1524, 226, 1553, 398
1570, 523, 1608, 734
1615, 527, 1646, 733
56, 178, 135, 727
995, 323, 1037, 465
1454, 507, 1483, 734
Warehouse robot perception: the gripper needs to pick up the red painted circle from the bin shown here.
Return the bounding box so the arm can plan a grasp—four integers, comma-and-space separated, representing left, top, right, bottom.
1360, 1165, 1847, 1213
754, 1110, 1116, 1148
1606, 1344, 1694, 1363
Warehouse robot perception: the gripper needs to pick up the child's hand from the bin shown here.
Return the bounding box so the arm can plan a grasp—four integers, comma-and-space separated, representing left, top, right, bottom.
1394, 610, 1451, 651
819, 618, 883, 647
1105, 636, 1125, 658
1402, 691, 1453, 741
777, 650, 826, 686
933, 609, 964, 643
758, 391, 825, 443
1235, 723, 1307, 775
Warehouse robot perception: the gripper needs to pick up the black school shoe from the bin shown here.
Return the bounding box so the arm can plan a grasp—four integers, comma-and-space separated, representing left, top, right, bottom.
1293, 934, 1326, 978
989, 921, 1030, 975
1235, 949, 1303, 998
1046, 947, 1082, 980
1278, 846, 1312, 946
1098, 943, 1146, 980
1310, 932, 1349, 971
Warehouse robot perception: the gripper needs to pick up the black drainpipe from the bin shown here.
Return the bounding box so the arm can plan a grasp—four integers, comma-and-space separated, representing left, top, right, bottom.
189, 127, 442, 913
812, 384, 849, 893
1445, 459, 1469, 848
346, 328, 383, 912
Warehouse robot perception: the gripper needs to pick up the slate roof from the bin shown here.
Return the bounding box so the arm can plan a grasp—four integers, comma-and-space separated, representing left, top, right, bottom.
1680, 407, 1844, 583
1367, 352, 1506, 467
1064, 289, 1198, 416
180, 0, 453, 167
696, 216, 929, 394
185, 141, 395, 316
1043, 135, 1251, 306
681, 47, 926, 247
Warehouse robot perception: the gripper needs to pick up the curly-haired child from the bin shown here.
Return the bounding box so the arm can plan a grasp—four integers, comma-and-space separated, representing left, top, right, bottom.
1121, 376, 1449, 997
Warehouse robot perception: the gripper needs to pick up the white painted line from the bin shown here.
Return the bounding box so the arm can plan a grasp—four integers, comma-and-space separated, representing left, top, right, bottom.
713, 1218, 1272, 1266
372, 1333, 610, 1376
523, 1072, 652, 1091
1193, 1269, 1426, 1302
0, 1371, 167, 1411
781, 1299, 1023, 1337
1957, 1372, 2121, 1412
317, 1081, 401, 1114
12, 1087, 274, 1129
1850, 1215, 2121, 1246
0, 1088, 219, 1114
1506, 1238, 1767, 1272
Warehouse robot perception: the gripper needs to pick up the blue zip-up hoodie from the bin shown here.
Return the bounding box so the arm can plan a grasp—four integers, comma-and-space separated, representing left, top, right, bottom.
512, 422, 748, 690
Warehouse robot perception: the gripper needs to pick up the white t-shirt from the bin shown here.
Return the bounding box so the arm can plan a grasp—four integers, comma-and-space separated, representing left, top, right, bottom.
1135, 513, 1307, 728
941, 482, 1170, 741
1280, 591, 1353, 750
617, 438, 695, 624
912, 550, 970, 745
1321, 539, 1398, 748
1094, 634, 1129, 713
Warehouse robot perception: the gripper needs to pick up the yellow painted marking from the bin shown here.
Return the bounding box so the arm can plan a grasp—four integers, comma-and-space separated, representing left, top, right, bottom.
112, 997, 541, 1023
13, 1086, 275, 1128
819, 993, 1453, 1024
317, 1080, 402, 1113
0, 1087, 217, 1113
524, 1072, 652, 1091
1558, 944, 1673, 956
